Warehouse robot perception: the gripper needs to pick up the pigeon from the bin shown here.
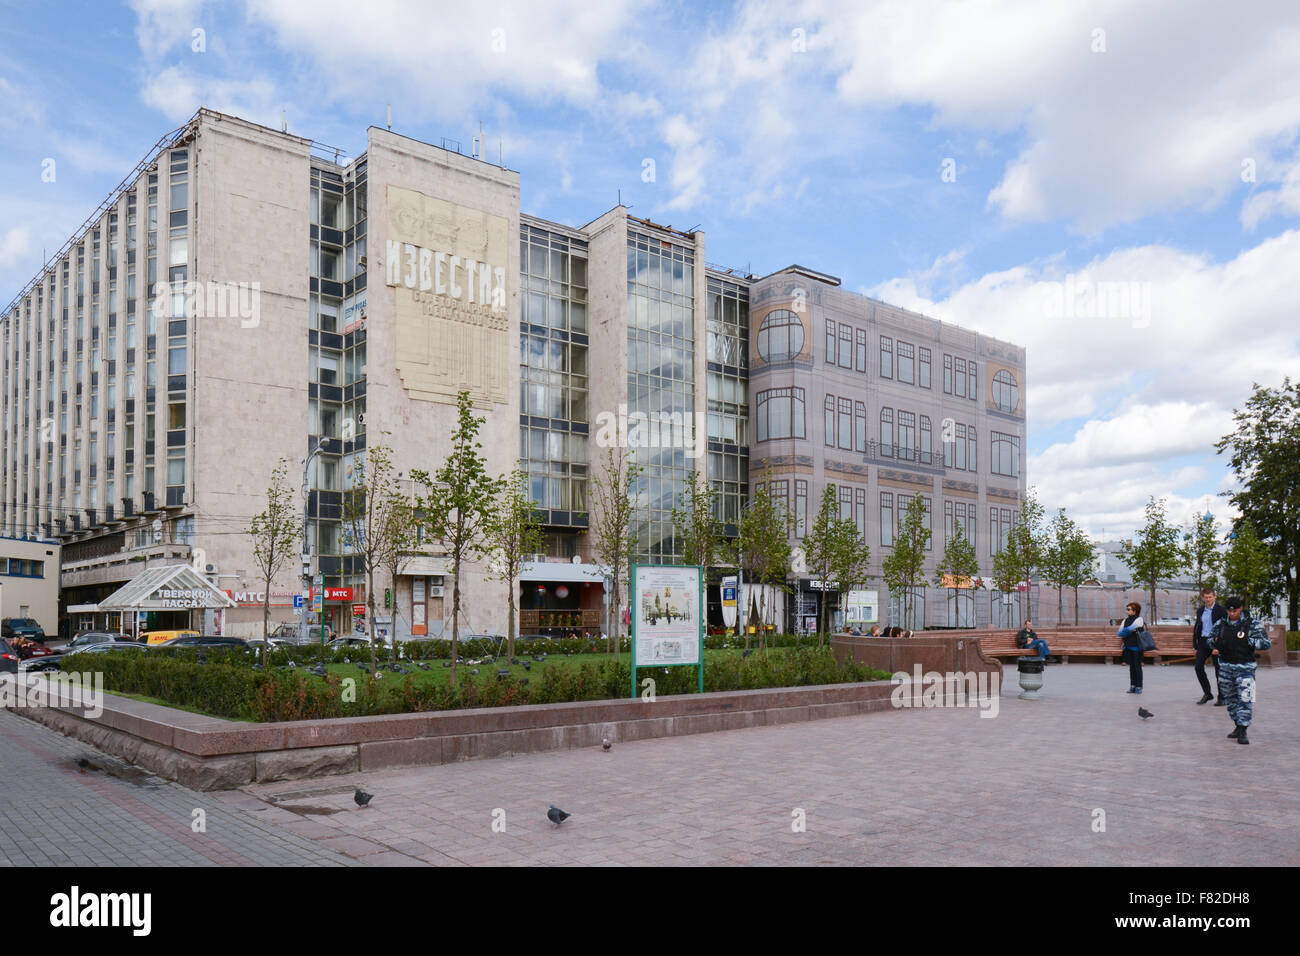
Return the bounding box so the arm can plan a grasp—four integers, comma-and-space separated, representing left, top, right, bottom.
415, 662, 430, 671
287, 660, 298, 669
602, 738, 612, 752
76, 757, 92, 773
471, 668, 479, 675
497, 669, 511, 679
523, 661, 532, 671
356, 663, 370, 674
252, 663, 264, 671
196, 652, 208, 665
443, 661, 452, 668
354, 788, 374, 808
309, 663, 328, 678
1138, 707, 1153, 720
547, 805, 570, 826
532, 655, 544, 662
742, 649, 754, 659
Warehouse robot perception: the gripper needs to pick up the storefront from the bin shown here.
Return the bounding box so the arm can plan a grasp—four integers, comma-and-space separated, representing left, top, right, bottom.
95, 564, 238, 639
519, 560, 607, 636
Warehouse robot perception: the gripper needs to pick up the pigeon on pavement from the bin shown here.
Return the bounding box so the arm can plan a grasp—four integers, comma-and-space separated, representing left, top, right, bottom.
354, 789, 374, 808
602, 738, 611, 752
547, 805, 570, 826
1138, 707, 1153, 720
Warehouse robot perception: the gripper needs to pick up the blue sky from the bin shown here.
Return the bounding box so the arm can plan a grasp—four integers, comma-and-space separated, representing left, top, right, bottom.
2, 0, 1299, 541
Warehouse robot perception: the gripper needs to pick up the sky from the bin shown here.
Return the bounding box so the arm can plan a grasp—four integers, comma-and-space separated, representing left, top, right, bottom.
1, 0, 1298, 543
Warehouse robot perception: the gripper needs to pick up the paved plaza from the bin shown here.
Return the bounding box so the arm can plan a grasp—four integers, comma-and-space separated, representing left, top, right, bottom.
3, 663, 1298, 865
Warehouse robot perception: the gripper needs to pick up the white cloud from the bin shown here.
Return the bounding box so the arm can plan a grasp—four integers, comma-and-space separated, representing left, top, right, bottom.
1241, 158, 1300, 229
140, 65, 281, 126
242, 0, 645, 116
130, 0, 206, 60
662, 114, 711, 211
0, 225, 32, 269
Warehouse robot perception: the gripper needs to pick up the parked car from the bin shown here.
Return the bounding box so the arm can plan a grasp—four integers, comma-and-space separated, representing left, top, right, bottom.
23, 640, 151, 673
154, 635, 248, 648
63, 631, 133, 652
142, 629, 201, 646
2, 617, 47, 643
326, 635, 390, 648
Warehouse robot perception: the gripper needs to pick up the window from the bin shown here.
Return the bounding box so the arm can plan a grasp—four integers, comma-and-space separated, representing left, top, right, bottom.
968, 360, 977, 401
991, 507, 1014, 555
167, 346, 185, 375
897, 410, 916, 461
919, 347, 931, 388
880, 492, 895, 547
993, 369, 1019, 413
967, 425, 977, 473
947, 591, 974, 627
838, 324, 852, 368
880, 336, 893, 378
855, 329, 867, 372
838, 397, 852, 450
879, 407, 894, 457
167, 404, 185, 429
954, 357, 967, 398
755, 387, 806, 441
992, 431, 1020, 477
854, 402, 867, 452
839, 485, 853, 524
919, 415, 932, 464
824, 395, 835, 447
757, 310, 804, 362
897, 341, 915, 384
855, 488, 867, 543
825, 320, 835, 364
795, 479, 808, 537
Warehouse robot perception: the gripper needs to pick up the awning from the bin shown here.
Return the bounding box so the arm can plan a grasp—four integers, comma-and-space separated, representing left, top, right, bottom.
97, 564, 238, 611
520, 561, 610, 584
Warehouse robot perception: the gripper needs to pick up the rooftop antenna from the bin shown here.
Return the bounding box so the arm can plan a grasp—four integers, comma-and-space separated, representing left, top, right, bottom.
386, 104, 392, 130
478, 120, 484, 160
281, 109, 287, 133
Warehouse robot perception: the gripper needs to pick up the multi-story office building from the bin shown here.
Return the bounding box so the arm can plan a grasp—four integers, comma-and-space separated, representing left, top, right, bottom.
0, 109, 1025, 638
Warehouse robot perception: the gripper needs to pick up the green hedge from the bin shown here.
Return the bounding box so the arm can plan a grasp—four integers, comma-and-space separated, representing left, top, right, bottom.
1287, 631, 1299, 651
60, 645, 891, 723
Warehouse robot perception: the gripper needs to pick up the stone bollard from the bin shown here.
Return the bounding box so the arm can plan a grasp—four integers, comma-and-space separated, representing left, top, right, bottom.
1017, 656, 1044, 700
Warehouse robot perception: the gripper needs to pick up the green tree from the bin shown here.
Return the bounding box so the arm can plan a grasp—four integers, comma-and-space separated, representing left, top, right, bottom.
990, 489, 1044, 626
411, 392, 504, 686
1119, 496, 1188, 625
343, 439, 418, 674
590, 447, 642, 657
805, 485, 870, 642
933, 522, 978, 628
1062, 528, 1099, 625
1040, 508, 1080, 625
883, 494, 930, 631
1215, 378, 1300, 629
671, 468, 723, 597
736, 472, 793, 648
376, 478, 417, 665
1223, 520, 1276, 615
247, 457, 299, 667
1184, 511, 1223, 600
489, 469, 543, 663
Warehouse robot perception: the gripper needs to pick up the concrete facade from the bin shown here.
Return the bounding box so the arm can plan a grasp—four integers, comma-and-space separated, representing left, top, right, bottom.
0, 535, 60, 635
1, 109, 1027, 640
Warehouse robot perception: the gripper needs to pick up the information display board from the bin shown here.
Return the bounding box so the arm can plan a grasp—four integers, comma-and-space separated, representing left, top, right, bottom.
630, 564, 704, 697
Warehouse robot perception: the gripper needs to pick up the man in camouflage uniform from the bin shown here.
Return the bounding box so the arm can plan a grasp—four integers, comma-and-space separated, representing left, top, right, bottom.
1209, 596, 1271, 745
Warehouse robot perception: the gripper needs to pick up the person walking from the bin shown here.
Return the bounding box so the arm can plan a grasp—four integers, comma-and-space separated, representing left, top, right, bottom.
1192, 587, 1227, 705
1210, 596, 1271, 745
1118, 602, 1146, 693
1016, 619, 1050, 661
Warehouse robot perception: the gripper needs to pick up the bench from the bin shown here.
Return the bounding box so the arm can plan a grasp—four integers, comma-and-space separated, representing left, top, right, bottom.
969, 627, 1197, 665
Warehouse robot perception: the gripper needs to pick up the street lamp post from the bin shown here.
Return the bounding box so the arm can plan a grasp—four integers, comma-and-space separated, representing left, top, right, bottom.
299, 437, 331, 647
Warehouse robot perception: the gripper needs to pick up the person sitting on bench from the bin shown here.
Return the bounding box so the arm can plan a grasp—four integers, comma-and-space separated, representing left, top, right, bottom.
1016, 620, 1050, 660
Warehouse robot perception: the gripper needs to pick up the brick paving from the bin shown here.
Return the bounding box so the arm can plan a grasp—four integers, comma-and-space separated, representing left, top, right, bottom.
0, 706, 356, 867
4, 663, 1298, 865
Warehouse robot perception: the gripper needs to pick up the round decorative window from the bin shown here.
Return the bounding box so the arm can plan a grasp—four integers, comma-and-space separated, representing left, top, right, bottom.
756, 310, 805, 362
993, 369, 1019, 413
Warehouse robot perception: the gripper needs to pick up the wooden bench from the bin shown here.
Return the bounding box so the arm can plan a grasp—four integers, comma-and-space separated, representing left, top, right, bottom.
968, 627, 1197, 665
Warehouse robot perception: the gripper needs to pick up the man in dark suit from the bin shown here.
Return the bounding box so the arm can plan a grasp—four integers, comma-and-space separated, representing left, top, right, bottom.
1192, 587, 1228, 705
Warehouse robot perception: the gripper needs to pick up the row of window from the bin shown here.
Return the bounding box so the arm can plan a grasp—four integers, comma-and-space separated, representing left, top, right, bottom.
0, 557, 44, 577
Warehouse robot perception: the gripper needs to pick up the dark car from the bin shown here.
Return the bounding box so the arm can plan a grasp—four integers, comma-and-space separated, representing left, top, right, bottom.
155, 635, 248, 648
2, 618, 47, 643
63, 631, 133, 653
24, 641, 151, 673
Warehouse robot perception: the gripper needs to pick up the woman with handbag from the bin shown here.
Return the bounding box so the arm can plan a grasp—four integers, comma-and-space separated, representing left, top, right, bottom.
1118, 602, 1147, 693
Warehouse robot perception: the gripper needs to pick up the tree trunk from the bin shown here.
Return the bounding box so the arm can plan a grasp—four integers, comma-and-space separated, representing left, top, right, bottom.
1073, 585, 1080, 626
262, 588, 271, 667
1149, 583, 1157, 626
507, 567, 517, 663
1057, 585, 1063, 627
368, 566, 378, 675
451, 569, 461, 687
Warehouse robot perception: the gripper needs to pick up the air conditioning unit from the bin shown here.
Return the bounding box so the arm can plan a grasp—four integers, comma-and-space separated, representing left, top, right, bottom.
428, 586, 445, 598
358, 256, 367, 268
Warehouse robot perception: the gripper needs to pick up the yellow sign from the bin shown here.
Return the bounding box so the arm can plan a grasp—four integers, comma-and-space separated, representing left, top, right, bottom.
941, 574, 974, 589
